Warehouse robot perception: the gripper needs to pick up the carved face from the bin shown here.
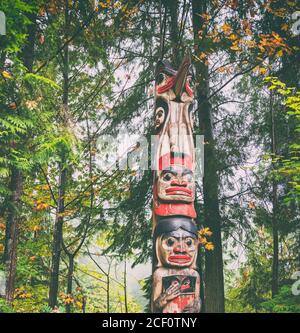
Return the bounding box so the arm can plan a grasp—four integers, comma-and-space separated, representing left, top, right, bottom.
157, 228, 198, 268
157, 165, 194, 203
154, 106, 166, 131
155, 57, 194, 103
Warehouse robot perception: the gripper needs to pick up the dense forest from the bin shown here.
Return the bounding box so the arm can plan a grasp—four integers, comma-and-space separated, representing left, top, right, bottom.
0, 0, 299, 313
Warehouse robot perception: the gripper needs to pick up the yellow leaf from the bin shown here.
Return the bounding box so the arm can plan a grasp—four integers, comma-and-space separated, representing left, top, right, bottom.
230, 45, 242, 51
276, 50, 284, 58
199, 237, 207, 245
2, 71, 13, 79
281, 23, 289, 32
76, 301, 83, 308
227, 34, 238, 40
199, 227, 213, 237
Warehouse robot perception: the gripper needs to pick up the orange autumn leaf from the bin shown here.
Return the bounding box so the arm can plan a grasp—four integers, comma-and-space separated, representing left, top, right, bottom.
8, 102, 17, 110
258, 67, 267, 75
199, 227, 213, 237
222, 23, 232, 35
248, 201, 256, 209
33, 225, 42, 232
199, 237, 208, 245
205, 242, 215, 251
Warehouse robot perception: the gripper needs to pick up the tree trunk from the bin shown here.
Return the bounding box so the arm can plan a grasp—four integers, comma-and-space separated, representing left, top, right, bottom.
270, 93, 279, 297
124, 258, 128, 313
164, 0, 181, 67
48, 162, 67, 308
4, 12, 37, 305
107, 274, 110, 313
5, 168, 23, 305
48, 0, 70, 308
191, 0, 225, 313
65, 255, 74, 313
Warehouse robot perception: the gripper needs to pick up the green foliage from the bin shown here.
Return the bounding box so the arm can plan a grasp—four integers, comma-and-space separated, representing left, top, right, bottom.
264, 77, 300, 203
260, 285, 300, 313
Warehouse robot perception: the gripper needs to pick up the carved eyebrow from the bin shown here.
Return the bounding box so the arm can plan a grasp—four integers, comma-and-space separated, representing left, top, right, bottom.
182, 169, 193, 176
161, 168, 177, 175
161, 168, 193, 176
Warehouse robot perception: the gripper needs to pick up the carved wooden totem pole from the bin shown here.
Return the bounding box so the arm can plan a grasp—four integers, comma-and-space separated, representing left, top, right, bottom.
151, 55, 200, 313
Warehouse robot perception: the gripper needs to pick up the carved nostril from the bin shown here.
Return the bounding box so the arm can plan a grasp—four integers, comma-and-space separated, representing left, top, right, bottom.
170, 180, 187, 187
174, 246, 185, 253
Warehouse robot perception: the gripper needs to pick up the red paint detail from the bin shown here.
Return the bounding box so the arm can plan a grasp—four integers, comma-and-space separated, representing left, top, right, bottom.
156, 75, 193, 97
185, 82, 193, 97
154, 202, 197, 218
168, 255, 191, 264
153, 182, 197, 218
163, 295, 195, 313
159, 153, 193, 171
157, 76, 176, 94
166, 187, 191, 196
170, 180, 188, 186
180, 283, 191, 291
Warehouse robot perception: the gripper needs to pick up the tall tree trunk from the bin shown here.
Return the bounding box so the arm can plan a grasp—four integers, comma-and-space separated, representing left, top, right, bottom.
124, 258, 128, 313
48, 163, 67, 307
4, 12, 37, 305
106, 274, 110, 313
65, 255, 74, 313
48, 1, 70, 307
191, 0, 225, 313
270, 93, 279, 297
5, 168, 23, 305
164, 0, 181, 67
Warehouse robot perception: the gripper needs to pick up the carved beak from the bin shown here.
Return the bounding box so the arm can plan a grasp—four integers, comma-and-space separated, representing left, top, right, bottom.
174, 54, 191, 100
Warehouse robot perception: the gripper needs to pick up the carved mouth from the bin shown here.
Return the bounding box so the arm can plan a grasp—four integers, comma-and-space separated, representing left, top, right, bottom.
165, 187, 192, 196
168, 255, 191, 263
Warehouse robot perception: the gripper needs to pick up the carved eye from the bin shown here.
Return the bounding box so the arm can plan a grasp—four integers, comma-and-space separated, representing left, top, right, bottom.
185, 238, 194, 247
184, 174, 193, 182
163, 173, 172, 181
155, 107, 164, 119
166, 237, 175, 247
157, 72, 166, 85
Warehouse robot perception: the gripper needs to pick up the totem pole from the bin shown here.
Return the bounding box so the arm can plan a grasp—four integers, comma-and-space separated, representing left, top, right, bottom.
151, 55, 200, 313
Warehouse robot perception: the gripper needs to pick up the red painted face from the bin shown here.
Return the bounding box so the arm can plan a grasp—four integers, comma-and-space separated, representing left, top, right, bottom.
157, 228, 198, 268
157, 165, 195, 203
